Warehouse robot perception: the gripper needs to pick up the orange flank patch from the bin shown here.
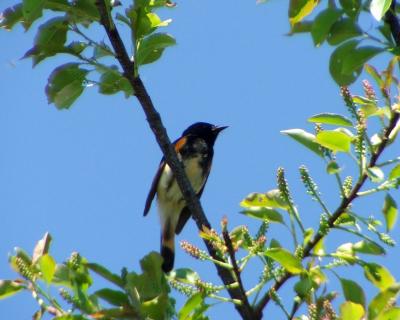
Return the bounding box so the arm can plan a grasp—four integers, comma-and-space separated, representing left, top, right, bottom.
174, 136, 187, 153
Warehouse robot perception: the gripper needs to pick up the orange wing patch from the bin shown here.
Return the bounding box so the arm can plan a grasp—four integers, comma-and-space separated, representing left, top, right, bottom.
174, 136, 187, 153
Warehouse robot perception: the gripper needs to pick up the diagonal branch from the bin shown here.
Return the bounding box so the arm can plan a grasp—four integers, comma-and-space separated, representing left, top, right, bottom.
94, 1, 257, 319
255, 3, 400, 316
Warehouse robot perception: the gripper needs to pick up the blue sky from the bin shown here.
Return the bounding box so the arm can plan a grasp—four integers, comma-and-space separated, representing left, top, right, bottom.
1, 0, 399, 319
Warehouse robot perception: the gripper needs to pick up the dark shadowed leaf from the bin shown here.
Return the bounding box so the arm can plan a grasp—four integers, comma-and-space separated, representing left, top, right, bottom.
327, 18, 361, 45
99, 70, 134, 97
330, 40, 361, 85
94, 288, 129, 306
264, 248, 304, 274
0, 4, 23, 30
308, 113, 353, 126
339, 0, 361, 18
294, 275, 313, 298
136, 33, 176, 66
382, 194, 397, 232
342, 46, 383, 74
46, 63, 89, 109
86, 262, 124, 288
311, 8, 342, 46
281, 129, 323, 157
69, 0, 99, 23
327, 160, 341, 174
23, 17, 68, 66
23, 0, 46, 29
288, 21, 313, 35
340, 278, 366, 307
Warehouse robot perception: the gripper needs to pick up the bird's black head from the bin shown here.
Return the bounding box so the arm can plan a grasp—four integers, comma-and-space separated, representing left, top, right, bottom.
182, 122, 228, 146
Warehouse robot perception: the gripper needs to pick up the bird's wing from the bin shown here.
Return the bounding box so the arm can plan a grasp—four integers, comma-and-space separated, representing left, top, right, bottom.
143, 159, 165, 216
175, 163, 212, 235
143, 136, 188, 216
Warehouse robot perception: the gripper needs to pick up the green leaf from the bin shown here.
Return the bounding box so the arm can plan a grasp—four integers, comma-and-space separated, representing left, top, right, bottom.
52, 264, 71, 287
178, 293, 203, 320
367, 166, 385, 183
288, 0, 319, 26
281, 129, 323, 157
45, 63, 89, 109
69, 0, 99, 23
99, 70, 134, 98
38, 254, 56, 284
382, 194, 397, 232
169, 268, 200, 285
288, 21, 313, 35
370, 0, 392, 21
86, 262, 124, 288
294, 275, 313, 298
23, 0, 45, 29
0, 4, 23, 30
340, 278, 366, 307
264, 248, 304, 274
389, 164, 400, 181
316, 130, 353, 152
339, 0, 361, 18
340, 302, 365, 320
326, 161, 341, 174
24, 18, 69, 66
377, 307, 400, 320
311, 8, 342, 46
136, 33, 176, 66
0, 280, 24, 299
368, 284, 400, 320
94, 288, 129, 306
240, 190, 288, 209
342, 46, 383, 74
330, 40, 361, 85
353, 240, 385, 255
327, 18, 362, 45
364, 263, 396, 291
308, 113, 353, 127
241, 208, 283, 223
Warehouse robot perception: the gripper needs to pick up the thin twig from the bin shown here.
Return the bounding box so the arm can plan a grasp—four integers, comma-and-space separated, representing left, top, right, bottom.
94, 1, 257, 318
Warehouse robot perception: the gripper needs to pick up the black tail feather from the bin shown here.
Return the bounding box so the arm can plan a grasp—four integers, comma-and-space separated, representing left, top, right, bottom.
161, 246, 174, 273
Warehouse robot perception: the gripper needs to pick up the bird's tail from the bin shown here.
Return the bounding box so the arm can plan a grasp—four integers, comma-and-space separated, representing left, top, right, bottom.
161, 218, 175, 273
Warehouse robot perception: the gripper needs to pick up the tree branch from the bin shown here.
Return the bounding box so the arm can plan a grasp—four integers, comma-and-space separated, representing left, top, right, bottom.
255, 3, 400, 316
94, 1, 257, 319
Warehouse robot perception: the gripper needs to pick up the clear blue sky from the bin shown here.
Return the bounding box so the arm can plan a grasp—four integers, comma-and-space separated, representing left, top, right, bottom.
1, 0, 399, 319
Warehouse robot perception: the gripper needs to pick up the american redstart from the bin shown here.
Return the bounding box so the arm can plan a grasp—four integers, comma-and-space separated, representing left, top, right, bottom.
143, 122, 227, 272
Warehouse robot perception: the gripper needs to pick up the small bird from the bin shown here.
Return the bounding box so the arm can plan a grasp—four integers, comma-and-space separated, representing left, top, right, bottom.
143, 122, 227, 272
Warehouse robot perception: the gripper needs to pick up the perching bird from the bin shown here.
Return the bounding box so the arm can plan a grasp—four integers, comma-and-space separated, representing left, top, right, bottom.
143, 122, 227, 272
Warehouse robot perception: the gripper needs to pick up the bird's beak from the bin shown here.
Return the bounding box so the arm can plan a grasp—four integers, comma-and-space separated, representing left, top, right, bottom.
213, 125, 229, 133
